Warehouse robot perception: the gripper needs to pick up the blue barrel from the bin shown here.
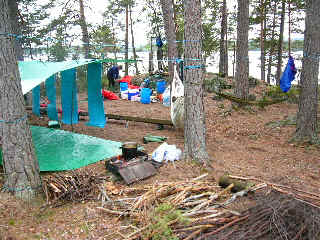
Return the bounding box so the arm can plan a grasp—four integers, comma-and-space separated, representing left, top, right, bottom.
140, 88, 152, 104
156, 80, 166, 94
120, 82, 128, 91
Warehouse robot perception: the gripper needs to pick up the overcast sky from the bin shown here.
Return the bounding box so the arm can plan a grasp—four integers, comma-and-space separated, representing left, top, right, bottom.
37, 0, 304, 47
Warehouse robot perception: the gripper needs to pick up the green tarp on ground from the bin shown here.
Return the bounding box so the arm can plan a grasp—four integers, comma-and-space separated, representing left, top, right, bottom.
0, 126, 121, 171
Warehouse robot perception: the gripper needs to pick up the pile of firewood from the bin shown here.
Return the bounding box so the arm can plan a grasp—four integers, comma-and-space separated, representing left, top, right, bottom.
96, 174, 320, 240
42, 170, 104, 206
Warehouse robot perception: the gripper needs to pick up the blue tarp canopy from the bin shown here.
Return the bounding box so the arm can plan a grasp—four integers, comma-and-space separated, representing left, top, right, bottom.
19, 59, 95, 94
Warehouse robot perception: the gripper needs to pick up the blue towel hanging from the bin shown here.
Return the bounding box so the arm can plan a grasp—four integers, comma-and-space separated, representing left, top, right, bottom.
45, 75, 58, 121
32, 85, 40, 116
87, 63, 106, 128
280, 56, 297, 93
61, 68, 78, 125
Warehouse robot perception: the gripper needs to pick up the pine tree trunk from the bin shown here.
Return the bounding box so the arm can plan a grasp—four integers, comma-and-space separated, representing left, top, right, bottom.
160, 0, 178, 83
293, 0, 320, 143
125, 5, 129, 75
234, 0, 249, 101
0, 0, 41, 199
267, 1, 277, 85
79, 0, 89, 58
219, 0, 228, 76
183, 0, 210, 166
129, 6, 139, 75
8, 0, 23, 61
276, 1, 285, 85
260, 0, 266, 82
112, 18, 117, 60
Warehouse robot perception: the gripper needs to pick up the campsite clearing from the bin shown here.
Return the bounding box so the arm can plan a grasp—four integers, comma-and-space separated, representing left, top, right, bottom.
0, 80, 319, 239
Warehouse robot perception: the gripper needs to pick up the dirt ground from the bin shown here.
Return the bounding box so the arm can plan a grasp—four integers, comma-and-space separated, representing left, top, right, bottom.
0, 80, 319, 240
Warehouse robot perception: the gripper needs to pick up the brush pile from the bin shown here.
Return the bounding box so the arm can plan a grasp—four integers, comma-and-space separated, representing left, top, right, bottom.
42, 170, 104, 206
97, 174, 320, 240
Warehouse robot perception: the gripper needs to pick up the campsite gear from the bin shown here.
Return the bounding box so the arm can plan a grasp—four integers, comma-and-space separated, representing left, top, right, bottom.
140, 78, 151, 89
156, 80, 166, 94
102, 90, 120, 100
171, 68, 184, 129
280, 56, 297, 93
120, 90, 129, 100
128, 89, 140, 101
151, 142, 182, 163
120, 82, 129, 91
140, 88, 152, 104
48, 120, 60, 128
32, 85, 40, 116
121, 142, 139, 161
45, 75, 59, 121
156, 36, 164, 48
117, 75, 133, 85
106, 153, 157, 184
143, 135, 167, 144
163, 86, 170, 107
61, 68, 79, 125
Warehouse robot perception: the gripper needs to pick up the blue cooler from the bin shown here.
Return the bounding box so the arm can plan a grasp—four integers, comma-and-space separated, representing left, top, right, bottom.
140, 88, 152, 104
156, 80, 166, 94
120, 82, 128, 91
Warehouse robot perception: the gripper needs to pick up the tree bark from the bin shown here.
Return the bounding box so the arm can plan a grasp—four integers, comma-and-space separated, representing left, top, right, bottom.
79, 0, 90, 58
160, 0, 178, 83
234, 0, 249, 101
8, 0, 23, 61
275, 1, 285, 85
0, 0, 41, 199
293, 0, 320, 143
260, 0, 266, 82
125, 5, 129, 75
183, 0, 210, 166
129, 6, 139, 75
266, 1, 278, 85
219, 0, 228, 77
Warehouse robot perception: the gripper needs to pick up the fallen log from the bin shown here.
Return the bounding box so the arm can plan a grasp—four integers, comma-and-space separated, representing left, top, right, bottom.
212, 90, 288, 107
25, 106, 174, 126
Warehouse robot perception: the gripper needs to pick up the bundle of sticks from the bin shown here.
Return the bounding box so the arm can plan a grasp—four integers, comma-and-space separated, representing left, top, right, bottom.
97, 174, 320, 240
42, 170, 104, 206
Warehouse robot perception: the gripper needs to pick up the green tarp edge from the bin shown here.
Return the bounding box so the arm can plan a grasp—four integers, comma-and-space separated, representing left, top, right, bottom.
0, 126, 122, 172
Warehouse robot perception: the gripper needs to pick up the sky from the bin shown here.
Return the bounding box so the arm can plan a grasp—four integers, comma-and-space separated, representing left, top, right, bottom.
37, 0, 304, 47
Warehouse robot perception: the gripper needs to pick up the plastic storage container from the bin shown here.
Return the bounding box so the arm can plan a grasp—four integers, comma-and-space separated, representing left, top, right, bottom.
156, 80, 166, 94
128, 89, 140, 101
140, 88, 152, 104
120, 82, 128, 91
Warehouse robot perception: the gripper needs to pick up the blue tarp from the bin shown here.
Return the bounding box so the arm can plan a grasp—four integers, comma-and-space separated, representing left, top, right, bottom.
19, 59, 95, 94
87, 63, 106, 128
280, 56, 297, 93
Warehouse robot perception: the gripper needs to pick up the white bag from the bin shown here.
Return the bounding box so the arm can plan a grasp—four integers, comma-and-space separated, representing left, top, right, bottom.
162, 86, 171, 107
151, 142, 182, 163
170, 68, 184, 130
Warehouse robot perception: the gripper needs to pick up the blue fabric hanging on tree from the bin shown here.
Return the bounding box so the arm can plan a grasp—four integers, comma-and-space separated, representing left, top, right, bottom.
280, 56, 297, 93
156, 36, 163, 48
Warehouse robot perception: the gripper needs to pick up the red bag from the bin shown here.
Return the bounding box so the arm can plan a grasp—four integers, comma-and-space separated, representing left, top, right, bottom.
117, 75, 133, 85
102, 90, 120, 100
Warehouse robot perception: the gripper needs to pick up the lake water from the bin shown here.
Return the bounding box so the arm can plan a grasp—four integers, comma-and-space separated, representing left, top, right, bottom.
31, 50, 319, 84
123, 51, 319, 85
